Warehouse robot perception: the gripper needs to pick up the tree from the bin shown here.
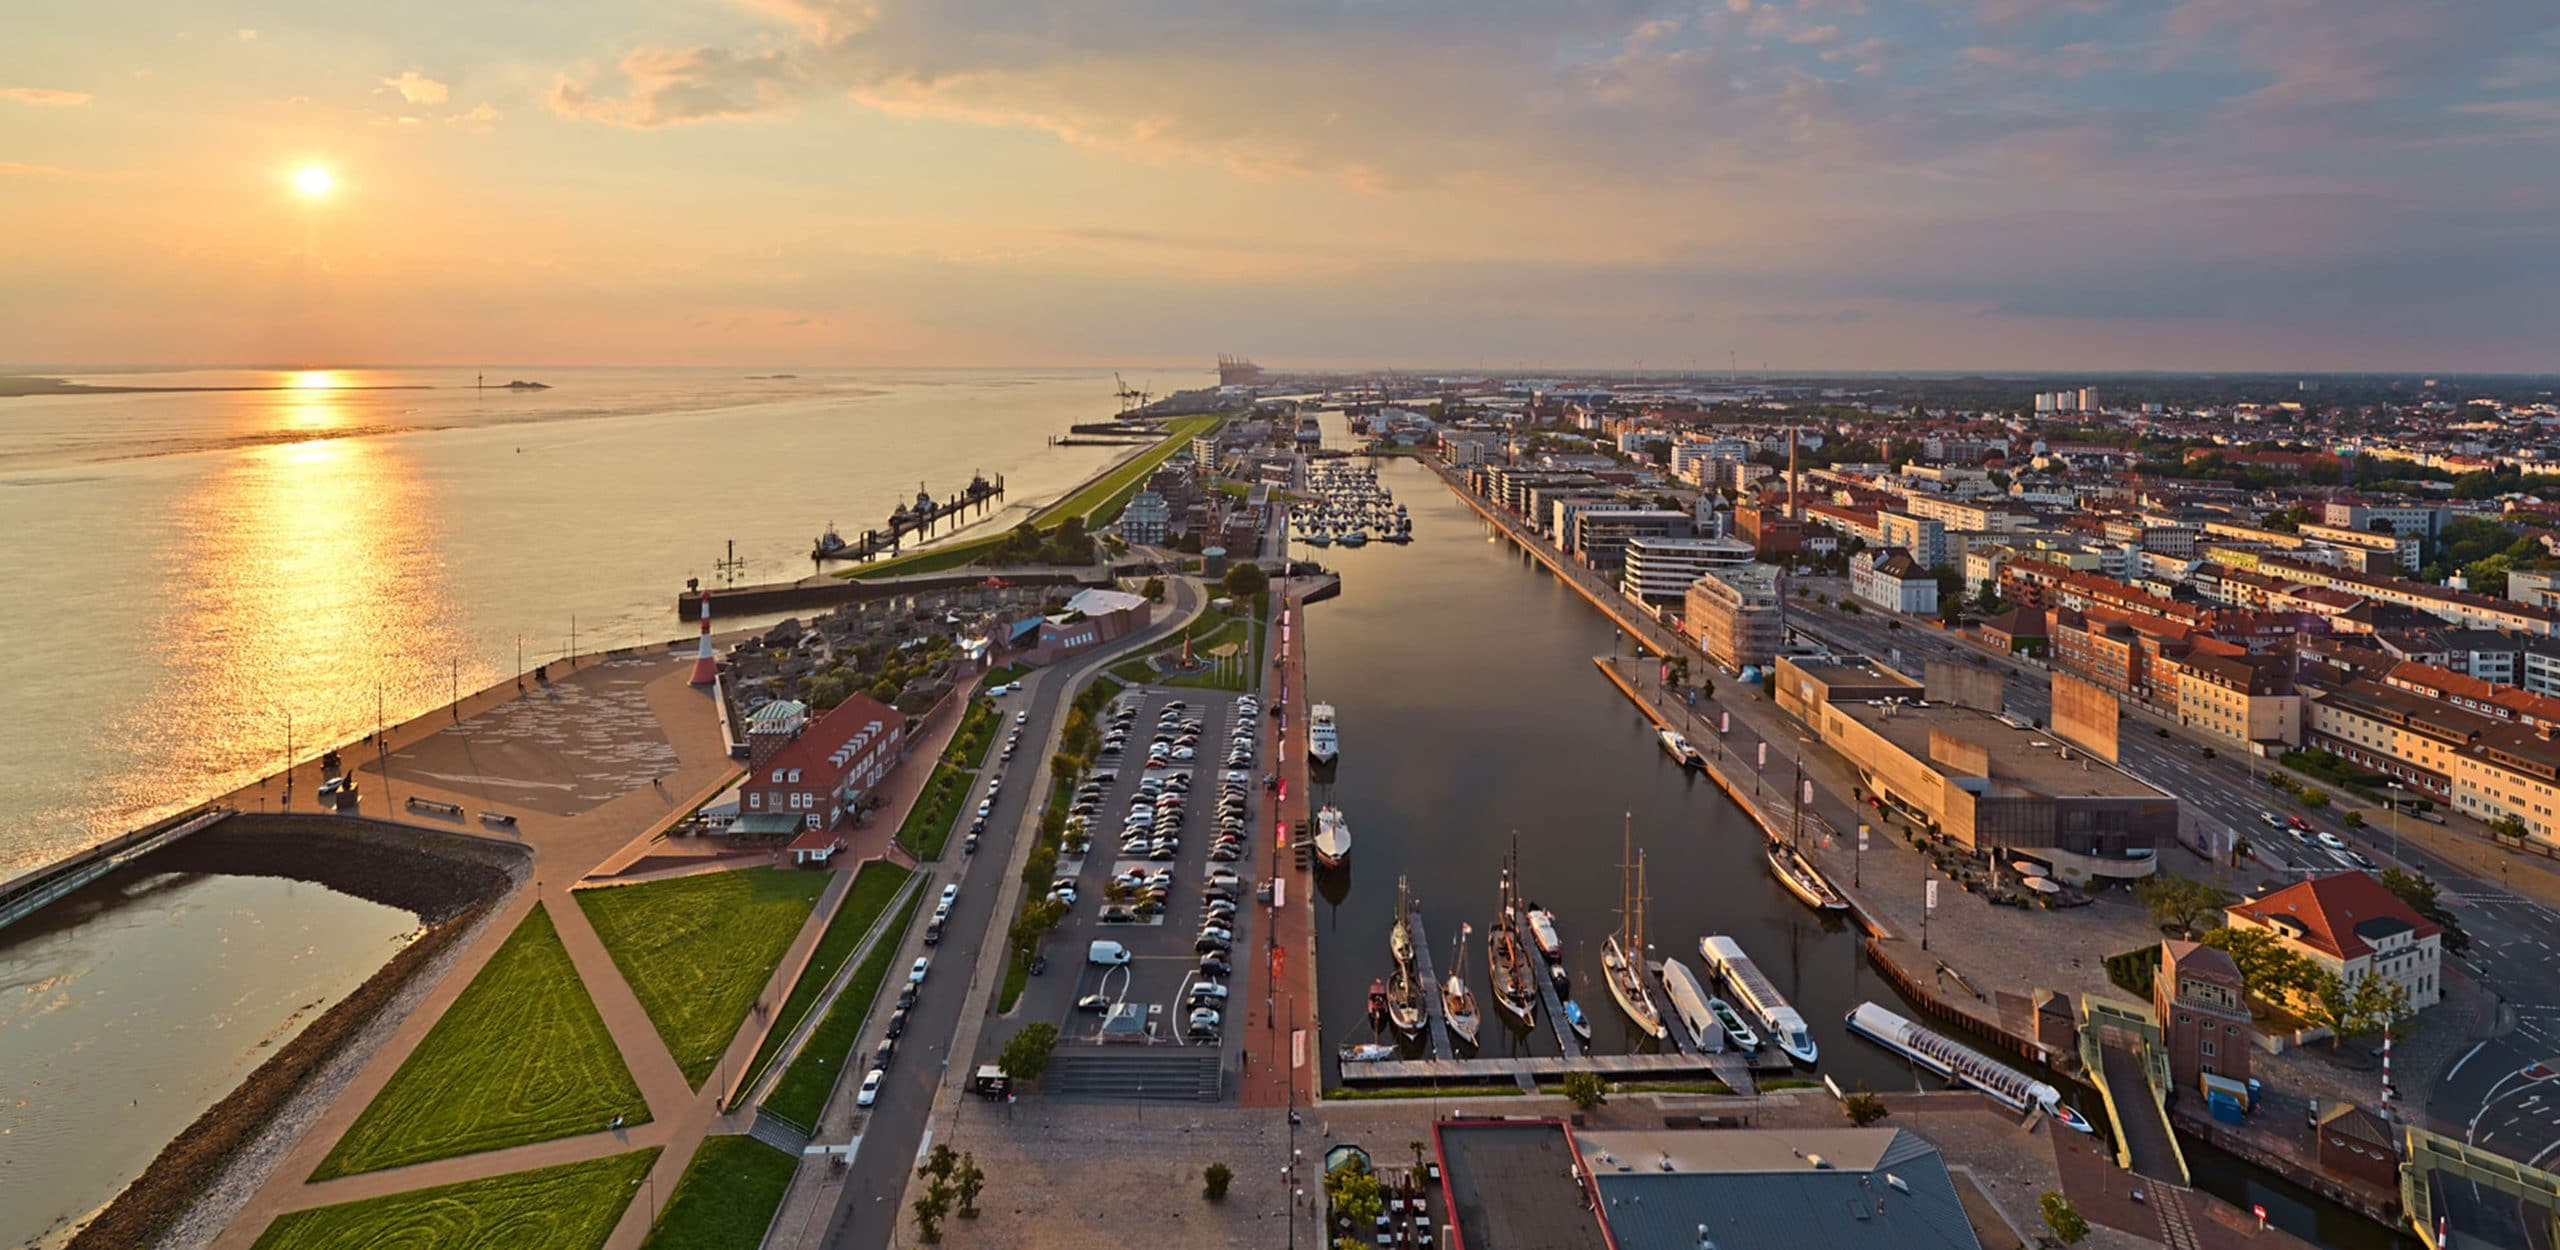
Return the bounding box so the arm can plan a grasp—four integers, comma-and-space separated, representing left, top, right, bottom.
2134, 875, 2235, 939
2201, 925, 2321, 1009
1142, 576, 1167, 602
1562, 1070, 1609, 1111
1324, 1159, 1384, 1230
2040, 1191, 2089, 1244
913, 1182, 952, 1243
2298, 787, 2332, 810
1000, 1022, 1060, 1083
955, 1151, 985, 1218
1203, 1162, 1234, 1201
2343, 810, 2365, 828
1843, 1084, 1890, 1127
2490, 814, 2530, 842
2380, 868, 2470, 955
1222, 561, 1270, 600
2309, 971, 2412, 1045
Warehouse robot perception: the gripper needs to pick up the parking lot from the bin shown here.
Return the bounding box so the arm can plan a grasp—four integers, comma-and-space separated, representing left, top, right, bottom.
1038, 685, 1268, 1058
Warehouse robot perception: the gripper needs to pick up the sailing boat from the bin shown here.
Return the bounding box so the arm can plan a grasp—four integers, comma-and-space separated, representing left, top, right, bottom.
1602, 815, 1669, 1041
1387, 965, 1425, 1037
1487, 836, 1538, 1027
1442, 924, 1482, 1048
1389, 876, 1415, 967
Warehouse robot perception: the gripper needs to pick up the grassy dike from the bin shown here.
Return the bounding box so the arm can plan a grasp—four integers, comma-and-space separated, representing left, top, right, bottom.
843, 416, 1220, 581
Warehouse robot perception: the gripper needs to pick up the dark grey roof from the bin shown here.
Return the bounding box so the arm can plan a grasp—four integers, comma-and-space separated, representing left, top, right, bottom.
1594, 1130, 1981, 1250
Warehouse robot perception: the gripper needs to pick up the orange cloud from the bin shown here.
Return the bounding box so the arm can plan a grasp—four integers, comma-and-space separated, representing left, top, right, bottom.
2, 87, 92, 106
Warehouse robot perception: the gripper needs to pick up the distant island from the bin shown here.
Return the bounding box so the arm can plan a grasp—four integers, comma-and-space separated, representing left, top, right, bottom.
0, 375, 431, 398
503, 379, 549, 390
746, 373, 799, 380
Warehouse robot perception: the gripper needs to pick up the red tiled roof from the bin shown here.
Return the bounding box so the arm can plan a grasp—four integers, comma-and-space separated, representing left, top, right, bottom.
762, 693, 901, 785
2228, 871, 2439, 961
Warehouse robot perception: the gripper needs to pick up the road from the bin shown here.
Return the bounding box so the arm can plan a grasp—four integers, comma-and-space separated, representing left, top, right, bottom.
815, 579, 1206, 1250
1787, 589, 2560, 1175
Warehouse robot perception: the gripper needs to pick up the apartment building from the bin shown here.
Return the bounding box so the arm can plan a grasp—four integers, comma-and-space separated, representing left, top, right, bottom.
1685, 563, 1788, 670
1621, 534, 1757, 606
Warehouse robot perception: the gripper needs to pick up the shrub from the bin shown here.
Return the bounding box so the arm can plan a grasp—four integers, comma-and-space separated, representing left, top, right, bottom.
1204, 1162, 1234, 1201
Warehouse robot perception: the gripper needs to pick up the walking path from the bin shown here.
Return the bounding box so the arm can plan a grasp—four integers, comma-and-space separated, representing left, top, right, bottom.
210, 647, 980, 1250
1243, 582, 1319, 1110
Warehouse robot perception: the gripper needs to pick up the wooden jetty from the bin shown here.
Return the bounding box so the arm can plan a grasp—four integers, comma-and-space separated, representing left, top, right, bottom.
1408, 905, 1455, 1061
1524, 933, 1585, 1059
1340, 1051, 1757, 1092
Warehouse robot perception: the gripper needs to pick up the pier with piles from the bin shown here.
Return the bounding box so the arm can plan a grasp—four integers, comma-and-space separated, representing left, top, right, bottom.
1523, 934, 1585, 1059
811, 472, 1005, 565
1407, 904, 1455, 1061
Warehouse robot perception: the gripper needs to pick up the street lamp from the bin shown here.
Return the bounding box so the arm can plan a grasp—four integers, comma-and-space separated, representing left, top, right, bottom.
2385, 782, 2405, 863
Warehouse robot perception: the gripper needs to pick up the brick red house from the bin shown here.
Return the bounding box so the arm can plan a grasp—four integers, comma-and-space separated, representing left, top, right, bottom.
2154, 939, 2252, 1093
740, 694, 906, 851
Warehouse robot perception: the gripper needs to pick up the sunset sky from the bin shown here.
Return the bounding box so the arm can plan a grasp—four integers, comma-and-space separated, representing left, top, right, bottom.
3, 0, 2557, 371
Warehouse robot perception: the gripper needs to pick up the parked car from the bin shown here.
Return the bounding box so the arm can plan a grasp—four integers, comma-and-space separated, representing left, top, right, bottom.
856, 1068, 885, 1107
909, 956, 931, 984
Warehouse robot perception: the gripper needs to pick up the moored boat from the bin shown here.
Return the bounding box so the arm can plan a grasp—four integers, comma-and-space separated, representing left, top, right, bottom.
1525, 906, 1562, 960
1767, 840, 1850, 912
1443, 926, 1482, 1048
1658, 728, 1705, 768
1845, 1002, 2093, 1132
1657, 958, 1723, 1052
1488, 838, 1538, 1027
1315, 806, 1352, 868
1699, 935, 1818, 1065
1707, 997, 1760, 1051
1561, 998, 1593, 1043
1389, 875, 1414, 967
1309, 703, 1340, 765
1368, 978, 1388, 1025
1387, 965, 1425, 1037
1339, 1042, 1397, 1063
1602, 819, 1668, 1041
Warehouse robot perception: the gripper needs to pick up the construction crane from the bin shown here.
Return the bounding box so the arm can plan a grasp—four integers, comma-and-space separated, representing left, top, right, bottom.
1113, 372, 1150, 415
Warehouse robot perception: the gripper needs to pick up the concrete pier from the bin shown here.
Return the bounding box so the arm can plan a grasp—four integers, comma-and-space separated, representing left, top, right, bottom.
1524, 936, 1586, 1059
1408, 905, 1456, 1060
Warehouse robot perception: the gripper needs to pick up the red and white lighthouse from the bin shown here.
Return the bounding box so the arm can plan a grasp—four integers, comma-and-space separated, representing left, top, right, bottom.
688, 595, 719, 685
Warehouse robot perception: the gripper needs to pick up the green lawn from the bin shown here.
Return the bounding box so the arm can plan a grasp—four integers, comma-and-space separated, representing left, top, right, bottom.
1109, 657, 1156, 685
895, 760, 971, 860
638, 1136, 797, 1250
314, 907, 650, 1180
263, 1149, 659, 1250
841, 416, 1220, 581
1044, 415, 1222, 524
763, 890, 924, 1131
576, 869, 831, 1089
739, 862, 914, 1094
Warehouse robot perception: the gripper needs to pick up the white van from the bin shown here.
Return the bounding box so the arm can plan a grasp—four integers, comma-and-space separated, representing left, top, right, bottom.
1087, 940, 1132, 966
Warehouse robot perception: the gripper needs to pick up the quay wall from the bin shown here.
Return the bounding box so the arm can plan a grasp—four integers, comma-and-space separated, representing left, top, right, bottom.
677, 566, 1108, 618
2169, 1105, 2403, 1226
1430, 464, 1670, 657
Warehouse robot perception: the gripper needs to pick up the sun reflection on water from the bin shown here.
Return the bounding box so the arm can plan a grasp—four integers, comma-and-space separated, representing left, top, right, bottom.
104, 408, 467, 822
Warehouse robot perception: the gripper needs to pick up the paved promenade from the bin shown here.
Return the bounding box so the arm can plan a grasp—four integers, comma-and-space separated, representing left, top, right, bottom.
204, 646, 973, 1250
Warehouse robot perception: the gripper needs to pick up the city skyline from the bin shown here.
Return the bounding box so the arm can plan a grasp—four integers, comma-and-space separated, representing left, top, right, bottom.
4, 0, 2558, 371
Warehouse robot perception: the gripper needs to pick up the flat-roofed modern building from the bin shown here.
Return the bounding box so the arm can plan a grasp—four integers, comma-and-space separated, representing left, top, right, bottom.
1620, 534, 1756, 606
1684, 562, 1788, 670
1775, 657, 2173, 880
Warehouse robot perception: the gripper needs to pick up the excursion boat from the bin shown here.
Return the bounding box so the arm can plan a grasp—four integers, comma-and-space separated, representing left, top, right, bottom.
1845, 1002, 2094, 1132
1315, 806, 1352, 868
1767, 840, 1851, 912
1656, 958, 1722, 1052
1309, 703, 1340, 766
1339, 1042, 1397, 1064
1602, 819, 1668, 1041
1699, 935, 1818, 1065
1708, 997, 1761, 1052
1658, 728, 1706, 769
1442, 927, 1482, 1048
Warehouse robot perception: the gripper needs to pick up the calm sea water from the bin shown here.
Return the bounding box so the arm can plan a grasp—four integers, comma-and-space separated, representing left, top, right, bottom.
0, 365, 1183, 1247
0, 868, 418, 1248
0, 367, 1189, 875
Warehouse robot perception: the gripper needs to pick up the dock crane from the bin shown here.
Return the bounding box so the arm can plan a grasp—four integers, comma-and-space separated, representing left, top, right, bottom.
1113, 372, 1151, 415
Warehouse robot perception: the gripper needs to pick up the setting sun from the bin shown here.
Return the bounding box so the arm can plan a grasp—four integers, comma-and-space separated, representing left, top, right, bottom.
293, 165, 333, 197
